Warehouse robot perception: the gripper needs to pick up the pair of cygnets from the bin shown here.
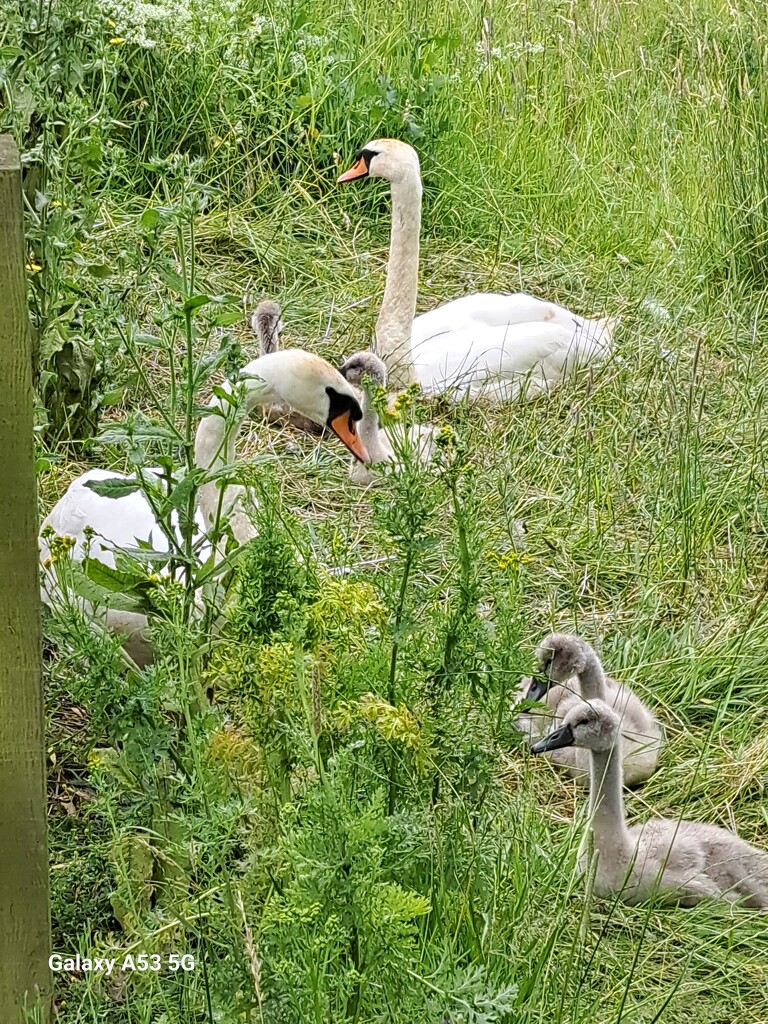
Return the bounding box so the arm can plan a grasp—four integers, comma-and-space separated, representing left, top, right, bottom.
520, 633, 768, 908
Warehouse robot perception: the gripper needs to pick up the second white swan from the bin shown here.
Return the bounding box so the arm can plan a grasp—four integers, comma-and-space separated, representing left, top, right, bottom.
338, 138, 615, 395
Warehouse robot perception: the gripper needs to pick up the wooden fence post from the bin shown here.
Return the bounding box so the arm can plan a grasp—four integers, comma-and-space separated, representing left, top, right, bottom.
0, 135, 51, 1021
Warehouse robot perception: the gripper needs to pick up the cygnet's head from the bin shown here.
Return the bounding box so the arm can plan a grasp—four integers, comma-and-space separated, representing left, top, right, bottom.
338, 351, 388, 389
526, 632, 590, 701
530, 699, 620, 755
252, 299, 281, 355
337, 139, 420, 186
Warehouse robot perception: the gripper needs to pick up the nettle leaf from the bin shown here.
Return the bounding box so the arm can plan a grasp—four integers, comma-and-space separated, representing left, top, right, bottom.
211, 311, 242, 327
167, 468, 205, 511
98, 421, 181, 445
71, 577, 148, 614
192, 349, 229, 391
84, 476, 142, 499
87, 263, 113, 279
210, 384, 238, 407
100, 388, 125, 408
114, 548, 175, 570
140, 208, 164, 232
70, 564, 150, 614
83, 558, 150, 594
131, 333, 162, 347
159, 267, 189, 298
183, 293, 212, 313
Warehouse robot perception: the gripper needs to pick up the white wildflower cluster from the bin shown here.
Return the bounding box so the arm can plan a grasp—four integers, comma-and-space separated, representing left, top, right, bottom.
474, 38, 545, 70
107, 0, 270, 52
107, 0, 194, 48
289, 51, 308, 73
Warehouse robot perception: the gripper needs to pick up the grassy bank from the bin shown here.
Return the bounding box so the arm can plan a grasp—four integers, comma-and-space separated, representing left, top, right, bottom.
4, 0, 768, 1020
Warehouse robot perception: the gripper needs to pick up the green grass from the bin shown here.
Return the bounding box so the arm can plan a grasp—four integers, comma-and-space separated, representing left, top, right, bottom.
7, 0, 768, 1020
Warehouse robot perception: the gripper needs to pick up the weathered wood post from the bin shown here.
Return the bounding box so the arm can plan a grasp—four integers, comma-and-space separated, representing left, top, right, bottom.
0, 135, 51, 1021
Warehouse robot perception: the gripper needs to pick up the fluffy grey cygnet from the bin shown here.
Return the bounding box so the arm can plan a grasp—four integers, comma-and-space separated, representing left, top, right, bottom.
516, 632, 663, 787
252, 299, 281, 355
339, 351, 435, 486
532, 699, 768, 908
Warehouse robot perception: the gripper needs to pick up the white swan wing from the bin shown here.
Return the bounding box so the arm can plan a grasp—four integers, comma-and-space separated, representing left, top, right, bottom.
39, 468, 172, 569
411, 292, 610, 344
412, 322, 588, 398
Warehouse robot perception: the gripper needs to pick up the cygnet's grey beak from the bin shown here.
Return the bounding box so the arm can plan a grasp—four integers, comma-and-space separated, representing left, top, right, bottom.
526, 675, 549, 702
530, 723, 575, 754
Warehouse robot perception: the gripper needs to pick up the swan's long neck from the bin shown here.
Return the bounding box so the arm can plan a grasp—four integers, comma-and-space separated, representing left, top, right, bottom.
194, 374, 275, 536
578, 648, 607, 701
589, 743, 632, 860
375, 171, 422, 390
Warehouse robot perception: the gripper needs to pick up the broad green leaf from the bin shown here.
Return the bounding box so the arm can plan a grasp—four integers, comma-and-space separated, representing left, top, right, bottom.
83, 557, 150, 594
211, 384, 238, 407
168, 468, 205, 511
140, 208, 163, 231
69, 571, 149, 614
183, 293, 212, 313
87, 263, 113, 279
84, 476, 141, 499
211, 311, 242, 327
159, 267, 189, 298
114, 548, 176, 569
100, 388, 125, 407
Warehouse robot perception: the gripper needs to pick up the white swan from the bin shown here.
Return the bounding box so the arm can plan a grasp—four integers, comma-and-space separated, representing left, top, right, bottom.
338, 351, 436, 486
531, 699, 768, 908
40, 349, 370, 664
251, 298, 327, 436
517, 632, 664, 787
338, 139, 616, 394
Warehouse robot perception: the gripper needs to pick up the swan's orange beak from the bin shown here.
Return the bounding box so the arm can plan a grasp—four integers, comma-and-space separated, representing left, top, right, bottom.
337, 157, 369, 183
329, 412, 370, 463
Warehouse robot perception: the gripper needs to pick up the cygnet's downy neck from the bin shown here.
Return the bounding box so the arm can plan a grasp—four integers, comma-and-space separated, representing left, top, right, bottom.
588, 741, 633, 861
356, 390, 389, 462
577, 644, 607, 701
376, 167, 422, 390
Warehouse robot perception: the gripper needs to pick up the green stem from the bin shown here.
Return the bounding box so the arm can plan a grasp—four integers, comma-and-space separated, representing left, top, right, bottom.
387, 546, 414, 816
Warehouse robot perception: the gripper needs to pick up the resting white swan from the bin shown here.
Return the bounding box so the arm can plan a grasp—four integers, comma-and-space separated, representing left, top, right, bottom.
517, 632, 664, 787
531, 699, 768, 908
338, 139, 615, 394
40, 349, 370, 665
339, 351, 436, 486
251, 298, 327, 436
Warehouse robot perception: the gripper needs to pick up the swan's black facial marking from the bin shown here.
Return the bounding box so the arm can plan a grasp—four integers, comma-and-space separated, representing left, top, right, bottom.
326, 386, 363, 425
530, 722, 575, 754
338, 148, 378, 183
325, 386, 369, 462
347, 148, 377, 178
